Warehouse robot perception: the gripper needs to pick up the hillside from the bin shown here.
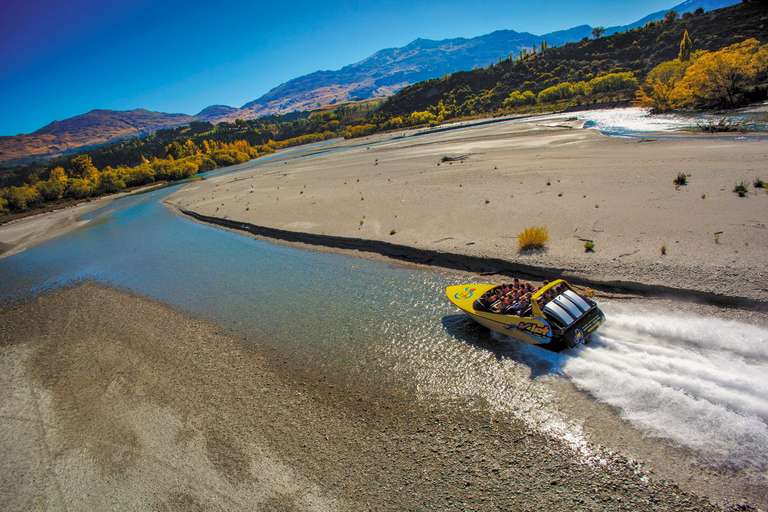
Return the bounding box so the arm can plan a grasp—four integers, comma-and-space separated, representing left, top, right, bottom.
371, 1, 768, 121
0, 109, 194, 167
605, 0, 738, 35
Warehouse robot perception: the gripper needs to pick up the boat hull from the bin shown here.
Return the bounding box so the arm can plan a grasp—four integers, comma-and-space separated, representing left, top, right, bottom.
446, 284, 554, 346
445, 282, 605, 350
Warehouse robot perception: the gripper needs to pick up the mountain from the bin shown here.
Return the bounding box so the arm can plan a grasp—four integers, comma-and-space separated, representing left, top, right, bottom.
605, 0, 740, 34
0, 109, 194, 166
195, 105, 240, 122
0, 0, 740, 167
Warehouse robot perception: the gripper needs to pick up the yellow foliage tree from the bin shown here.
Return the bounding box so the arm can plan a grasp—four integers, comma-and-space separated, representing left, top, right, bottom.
183, 139, 200, 156
634, 59, 691, 112
673, 39, 768, 109
70, 154, 99, 182
48, 166, 67, 182
679, 30, 692, 62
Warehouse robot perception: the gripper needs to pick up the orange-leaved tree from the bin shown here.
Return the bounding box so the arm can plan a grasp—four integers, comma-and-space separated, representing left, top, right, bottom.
673, 38, 768, 109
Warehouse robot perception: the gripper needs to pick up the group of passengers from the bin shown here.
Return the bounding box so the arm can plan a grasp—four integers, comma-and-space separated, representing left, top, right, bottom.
484, 279, 568, 315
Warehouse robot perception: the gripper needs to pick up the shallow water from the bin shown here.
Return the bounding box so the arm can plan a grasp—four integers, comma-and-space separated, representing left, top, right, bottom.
1, 133, 767, 501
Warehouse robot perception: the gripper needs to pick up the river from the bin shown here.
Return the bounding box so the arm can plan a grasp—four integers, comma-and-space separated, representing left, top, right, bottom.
1, 110, 767, 505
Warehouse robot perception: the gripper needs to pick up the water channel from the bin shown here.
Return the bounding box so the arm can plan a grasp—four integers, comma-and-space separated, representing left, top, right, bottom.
2, 110, 767, 503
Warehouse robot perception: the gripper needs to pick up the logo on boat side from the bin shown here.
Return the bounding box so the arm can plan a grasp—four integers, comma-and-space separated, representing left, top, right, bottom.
573, 328, 584, 344
512, 321, 551, 339
455, 287, 476, 300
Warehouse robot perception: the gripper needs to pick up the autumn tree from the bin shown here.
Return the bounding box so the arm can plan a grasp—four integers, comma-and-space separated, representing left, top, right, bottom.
38, 181, 64, 201
95, 169, 125, 194
634, 56, 699, 112
165, 140, 184, 160
70, 155, 98, 181
48, 166, 67, 182
674, 39, 768, 109
183, 139, 200, 156
679, 30, 693, 62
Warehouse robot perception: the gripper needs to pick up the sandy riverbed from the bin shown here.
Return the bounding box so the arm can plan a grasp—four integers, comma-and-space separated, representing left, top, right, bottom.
0, 284, 743, 511
166, 119, 768, 305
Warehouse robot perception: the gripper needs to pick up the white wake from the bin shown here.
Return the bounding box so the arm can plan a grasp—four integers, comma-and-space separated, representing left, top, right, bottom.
563, 306, 768, 471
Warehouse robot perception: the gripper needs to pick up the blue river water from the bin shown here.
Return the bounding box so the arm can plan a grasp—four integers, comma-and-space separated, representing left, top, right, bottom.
2, 112, 767, 487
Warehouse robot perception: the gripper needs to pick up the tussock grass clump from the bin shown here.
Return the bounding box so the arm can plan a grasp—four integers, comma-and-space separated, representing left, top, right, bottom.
673, 172, 688, 186
517, 226, 549, 252
584, 241, 595, 252
389, 229, 397, 235
734, 181, 749, 197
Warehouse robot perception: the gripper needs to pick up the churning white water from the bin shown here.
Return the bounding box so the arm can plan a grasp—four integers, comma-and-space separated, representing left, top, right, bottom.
562, 304, 768, 472
517, 106, 768, 136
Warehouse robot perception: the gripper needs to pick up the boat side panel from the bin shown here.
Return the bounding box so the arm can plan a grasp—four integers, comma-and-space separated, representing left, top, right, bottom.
468, 312, 551, 345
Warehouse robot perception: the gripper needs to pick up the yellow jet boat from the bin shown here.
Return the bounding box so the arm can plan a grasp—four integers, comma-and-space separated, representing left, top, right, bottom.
446, 279, 605, 350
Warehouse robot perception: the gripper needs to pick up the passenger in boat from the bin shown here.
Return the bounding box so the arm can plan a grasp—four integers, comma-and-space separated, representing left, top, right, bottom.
508, 296, 528, 314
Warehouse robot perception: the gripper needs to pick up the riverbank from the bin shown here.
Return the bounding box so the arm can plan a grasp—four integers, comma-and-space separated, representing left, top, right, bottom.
0, 283, 746, 511
165, 118, 768, 307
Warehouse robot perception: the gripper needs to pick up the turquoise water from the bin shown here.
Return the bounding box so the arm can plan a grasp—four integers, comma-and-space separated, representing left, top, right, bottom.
0, 186, 444, 375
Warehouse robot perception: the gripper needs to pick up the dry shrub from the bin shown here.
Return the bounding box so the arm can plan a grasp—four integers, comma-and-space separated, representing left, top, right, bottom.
517, 226, 549, 251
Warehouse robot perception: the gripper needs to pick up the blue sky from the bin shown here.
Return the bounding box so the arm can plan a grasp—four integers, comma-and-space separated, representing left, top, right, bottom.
0, 0, 678, 136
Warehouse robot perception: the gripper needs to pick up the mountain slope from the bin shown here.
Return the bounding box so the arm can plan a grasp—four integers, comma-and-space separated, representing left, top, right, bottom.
0, 109, 194, 166
606, 0, 740, 34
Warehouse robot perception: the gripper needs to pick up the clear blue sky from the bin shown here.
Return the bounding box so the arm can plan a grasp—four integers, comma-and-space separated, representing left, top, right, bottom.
0, 0, 678, 136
